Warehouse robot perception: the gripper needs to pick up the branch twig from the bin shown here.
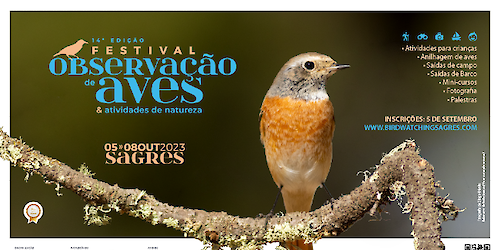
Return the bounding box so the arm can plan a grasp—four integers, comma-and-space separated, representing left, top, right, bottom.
0, 129, 461, 250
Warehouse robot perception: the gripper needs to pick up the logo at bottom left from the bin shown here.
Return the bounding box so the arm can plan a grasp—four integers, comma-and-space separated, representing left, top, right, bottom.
23, 201, 43, 224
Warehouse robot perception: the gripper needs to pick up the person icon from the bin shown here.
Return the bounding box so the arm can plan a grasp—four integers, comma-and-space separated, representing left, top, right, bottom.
402, 31, 410, 41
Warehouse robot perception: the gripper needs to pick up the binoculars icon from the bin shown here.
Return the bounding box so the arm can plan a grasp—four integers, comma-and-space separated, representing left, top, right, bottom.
417, 33, 428, 40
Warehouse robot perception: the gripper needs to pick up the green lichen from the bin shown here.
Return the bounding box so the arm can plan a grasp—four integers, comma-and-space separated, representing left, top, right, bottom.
264, 222, 317, 245
162, 217, 180, 229
31, 159, 41, 169
6, 144, 23, 164
220, 234, 261, 250
129, 203, 163, 225
0, 132, 23, 164
182, 221, 202, 238
369, 172, 380, 182
390, 181, 408, 212
109, 199, 121, 213
357, 170, 372, 183
78, 163, 95, 177
93, 183, 106, 195
83, 204, 112, 226
81, 183, 92, 191
41, 157, 50, 167
131, 190, 146, 205
54, 182, 63, 196
24, 172, 32, 182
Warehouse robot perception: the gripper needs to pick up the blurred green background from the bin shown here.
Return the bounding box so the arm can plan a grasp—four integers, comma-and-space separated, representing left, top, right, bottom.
10, 12, 489, 238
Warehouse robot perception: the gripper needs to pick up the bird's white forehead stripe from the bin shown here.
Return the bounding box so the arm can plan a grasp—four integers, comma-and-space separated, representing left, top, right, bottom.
296, 54, 326, 62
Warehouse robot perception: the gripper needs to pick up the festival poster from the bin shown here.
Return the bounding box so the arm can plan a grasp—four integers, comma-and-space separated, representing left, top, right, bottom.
7, 11, 489, 249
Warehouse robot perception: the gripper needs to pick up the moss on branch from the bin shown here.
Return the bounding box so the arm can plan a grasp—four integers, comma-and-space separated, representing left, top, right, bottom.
0, 129, 462, 250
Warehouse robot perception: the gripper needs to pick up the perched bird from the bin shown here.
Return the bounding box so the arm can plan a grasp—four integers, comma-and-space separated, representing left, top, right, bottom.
259, 52, 349, 250
53, 39, 88, 60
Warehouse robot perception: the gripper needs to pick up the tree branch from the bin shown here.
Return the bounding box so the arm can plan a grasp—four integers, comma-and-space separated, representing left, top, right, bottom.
0, 128, 462, 250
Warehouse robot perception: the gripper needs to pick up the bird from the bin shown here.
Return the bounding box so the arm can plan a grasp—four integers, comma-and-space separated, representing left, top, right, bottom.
259, 52, 349, 250
53, 39, 88, 60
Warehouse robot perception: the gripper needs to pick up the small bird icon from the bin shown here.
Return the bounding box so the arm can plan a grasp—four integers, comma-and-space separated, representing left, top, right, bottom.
53, 39, 88, 60
259, 52, 349, 250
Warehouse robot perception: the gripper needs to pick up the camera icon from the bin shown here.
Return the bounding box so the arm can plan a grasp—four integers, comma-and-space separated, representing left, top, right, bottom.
417, 33, 428, 40
435, 32, 444, 41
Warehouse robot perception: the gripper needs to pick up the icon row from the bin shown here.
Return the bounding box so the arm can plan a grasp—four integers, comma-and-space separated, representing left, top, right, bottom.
402, 31, 477, 42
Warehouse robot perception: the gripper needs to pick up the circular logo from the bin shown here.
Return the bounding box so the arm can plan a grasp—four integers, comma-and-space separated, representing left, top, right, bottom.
23, 201, 43, 224
468, 32, 477, 42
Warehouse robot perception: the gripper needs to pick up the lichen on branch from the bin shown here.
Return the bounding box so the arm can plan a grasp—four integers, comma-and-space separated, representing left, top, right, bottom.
0, 128, 462, 250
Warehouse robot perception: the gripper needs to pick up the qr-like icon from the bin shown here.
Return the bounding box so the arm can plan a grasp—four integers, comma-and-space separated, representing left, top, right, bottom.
465, 244, 491, 250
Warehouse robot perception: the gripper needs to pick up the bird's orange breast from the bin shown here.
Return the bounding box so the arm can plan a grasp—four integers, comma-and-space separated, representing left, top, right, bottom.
260, 95, 335, 203
260, 96, 335, 157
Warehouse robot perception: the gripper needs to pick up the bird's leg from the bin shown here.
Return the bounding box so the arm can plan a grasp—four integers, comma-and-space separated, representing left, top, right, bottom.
265, 185, 282, 228
321, 182, 335, 202
270, 185, 283, 215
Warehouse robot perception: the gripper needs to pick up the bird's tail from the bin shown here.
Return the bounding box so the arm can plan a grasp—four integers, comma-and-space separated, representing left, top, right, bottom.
53, 52, 60, 57
283, 239, 313, 250
281, 189, 316, 250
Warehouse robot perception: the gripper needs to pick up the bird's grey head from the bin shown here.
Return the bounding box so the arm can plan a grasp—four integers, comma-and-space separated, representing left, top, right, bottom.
266, 52, 349, 100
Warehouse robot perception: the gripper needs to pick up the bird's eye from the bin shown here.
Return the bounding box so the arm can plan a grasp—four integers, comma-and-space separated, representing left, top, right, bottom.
303, 61, 315, 70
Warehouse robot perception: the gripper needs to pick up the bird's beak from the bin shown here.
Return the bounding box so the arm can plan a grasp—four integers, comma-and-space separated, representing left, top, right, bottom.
330, 64, 350, 70
326, 63, 349, 77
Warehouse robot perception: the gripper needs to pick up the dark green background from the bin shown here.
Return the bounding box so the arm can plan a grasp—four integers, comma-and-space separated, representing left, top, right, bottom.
11, 12, 489, 238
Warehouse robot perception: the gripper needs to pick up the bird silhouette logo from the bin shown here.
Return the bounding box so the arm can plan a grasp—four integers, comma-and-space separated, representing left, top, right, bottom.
53, 39, 88, 60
